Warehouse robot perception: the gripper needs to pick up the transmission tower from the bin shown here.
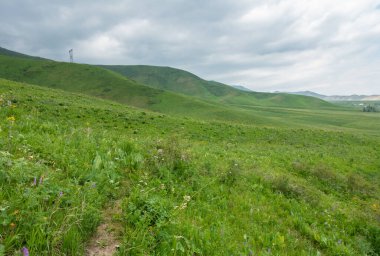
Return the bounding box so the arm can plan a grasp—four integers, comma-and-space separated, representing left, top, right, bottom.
69, 49, 73, 63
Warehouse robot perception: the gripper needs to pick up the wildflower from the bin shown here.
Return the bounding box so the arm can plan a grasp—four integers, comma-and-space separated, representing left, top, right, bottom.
21, 247, 29, 256
10, 223, 16, 228
183, 195, 191, 202
160, 184, 166, 190
12, 210, 19, 215
59, 191, 63, 197
39, 175, 44, 185
7, 116, 16, 122
179, 202, 187, 210
33, 177, 37, 186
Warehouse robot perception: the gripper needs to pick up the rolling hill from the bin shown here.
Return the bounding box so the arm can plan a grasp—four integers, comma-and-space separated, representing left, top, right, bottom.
0, 48, 378, 134
100, 65, 336, 109
0, 47, 336, 113
0, 54, 267, 123
0, 49, 341, 128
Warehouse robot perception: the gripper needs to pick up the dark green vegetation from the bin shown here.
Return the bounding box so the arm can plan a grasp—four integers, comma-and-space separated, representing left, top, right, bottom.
363, 105, 378, 112
334, 101, 380, 111
0, 48, 380, 255
101, 65, 334, 109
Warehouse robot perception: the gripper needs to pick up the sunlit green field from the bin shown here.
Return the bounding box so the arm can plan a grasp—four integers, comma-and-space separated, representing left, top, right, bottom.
1, 78, 379, 255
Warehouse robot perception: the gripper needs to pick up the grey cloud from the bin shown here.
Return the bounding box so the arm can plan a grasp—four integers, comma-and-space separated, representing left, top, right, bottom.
0, 0, 379, 95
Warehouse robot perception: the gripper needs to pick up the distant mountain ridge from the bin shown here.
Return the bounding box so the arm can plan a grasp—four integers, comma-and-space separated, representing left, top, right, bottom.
232, 85, 252, 92
286, 91, 380, 101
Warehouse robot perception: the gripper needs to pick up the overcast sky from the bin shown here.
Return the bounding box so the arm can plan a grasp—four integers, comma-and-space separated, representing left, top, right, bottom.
1, 0, 380, 95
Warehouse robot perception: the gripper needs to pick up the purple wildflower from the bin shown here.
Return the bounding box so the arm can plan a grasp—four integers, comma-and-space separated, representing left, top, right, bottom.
39, 176, 44, 185
21, 247, 29, 256
33, 177, 37, 186
59, 191, 63, 197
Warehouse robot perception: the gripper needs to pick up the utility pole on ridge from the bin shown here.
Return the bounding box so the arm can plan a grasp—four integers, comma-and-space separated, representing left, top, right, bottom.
69, 49, 73, 63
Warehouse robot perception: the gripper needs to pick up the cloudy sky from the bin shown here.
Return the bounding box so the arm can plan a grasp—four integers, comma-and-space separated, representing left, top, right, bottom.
1, 0, 380, 95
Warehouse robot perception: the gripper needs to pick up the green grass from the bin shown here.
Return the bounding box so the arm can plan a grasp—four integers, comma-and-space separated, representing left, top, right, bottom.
0, 78, 379, 255
101, 65, 336, 109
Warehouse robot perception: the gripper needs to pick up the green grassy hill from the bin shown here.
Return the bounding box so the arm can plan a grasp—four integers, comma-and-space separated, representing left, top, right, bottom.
0, 47, 46, 60
0, 53, 379, 134
0, 54, 269, 124
101, 65, 336, 109
0, 78, 379, 255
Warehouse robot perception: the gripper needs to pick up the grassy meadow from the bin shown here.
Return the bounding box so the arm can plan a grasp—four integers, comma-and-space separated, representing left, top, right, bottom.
0, 78, 379, 255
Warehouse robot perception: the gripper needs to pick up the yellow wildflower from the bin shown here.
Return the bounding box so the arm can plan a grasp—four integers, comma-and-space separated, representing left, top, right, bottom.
7, 116, 16, 122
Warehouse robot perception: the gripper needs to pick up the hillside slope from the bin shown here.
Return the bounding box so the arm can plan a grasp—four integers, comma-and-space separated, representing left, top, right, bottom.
1, 78, 379, 255
0, 54, 286, 125
101, 65, 336, 109
0, 46, 46, 60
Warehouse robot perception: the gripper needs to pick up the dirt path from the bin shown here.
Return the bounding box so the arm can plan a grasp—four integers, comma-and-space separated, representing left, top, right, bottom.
86, 200, 122, 256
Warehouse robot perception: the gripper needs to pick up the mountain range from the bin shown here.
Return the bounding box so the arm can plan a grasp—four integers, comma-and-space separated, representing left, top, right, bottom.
286, 91, 380, 101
